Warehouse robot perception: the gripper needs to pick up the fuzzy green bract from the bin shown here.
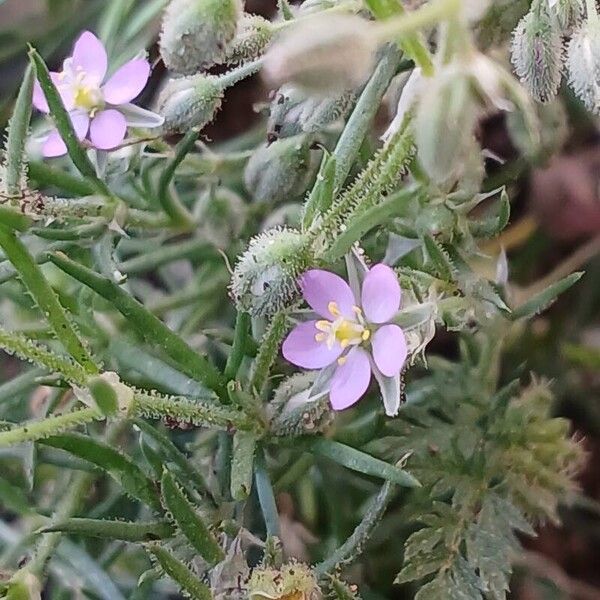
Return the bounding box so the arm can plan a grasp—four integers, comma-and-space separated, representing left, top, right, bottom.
0, 0, 594, 599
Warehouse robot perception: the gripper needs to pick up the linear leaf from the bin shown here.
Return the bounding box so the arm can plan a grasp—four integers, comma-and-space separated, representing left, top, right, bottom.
41, 517, 174, 541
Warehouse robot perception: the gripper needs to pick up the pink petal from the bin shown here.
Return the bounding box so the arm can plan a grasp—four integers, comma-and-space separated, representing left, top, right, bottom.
361, 264, 401, 324
71, 31, 107, 83
33, 72, 61, 113
89, 109, 126, 150
300, 269, 356, 319
282, 320, 343, 369
330, 348, 371, 410
41, 112, 89, 158
372, 324, 407, 377
102, 58, 150, 105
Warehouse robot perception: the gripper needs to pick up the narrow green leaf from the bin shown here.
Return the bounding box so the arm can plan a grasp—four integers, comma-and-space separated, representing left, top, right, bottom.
224, 311, 251, 380
49, 251, 226, 395
511, 272, 583, 320
230, 431, 256, 501
28, 161, 97, 197
133, 418, 208, 493
423, 235, 455, 281
277, 0, 294, 20
160, 470, 224, 565
40, 518, 174, 541
0, 206, 32, 232
41, 433, 161, 510
0, 228, 98, 373
302, 152, 337, 230
148, 545, 211, 600
255, 448, 280, 537
28, 47, 110, 195
4, 66, 34, 196
309, 439, 420, 488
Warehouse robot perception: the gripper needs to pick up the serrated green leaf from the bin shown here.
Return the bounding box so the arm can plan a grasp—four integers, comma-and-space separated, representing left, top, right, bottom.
41, 517, 174, 541
469, 189, 511, 238
511, 273, 583, 320
147, 545, 211, 600
230, 431, 256, 501
309, 439, 420, 488
423, 235, 455, 281
160, 470, 224, 565
41, 433, 161, 510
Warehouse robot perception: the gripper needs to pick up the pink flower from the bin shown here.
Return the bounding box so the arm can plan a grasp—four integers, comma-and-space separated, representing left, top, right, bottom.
33, 31, 164, 157
282, 263, 408, 416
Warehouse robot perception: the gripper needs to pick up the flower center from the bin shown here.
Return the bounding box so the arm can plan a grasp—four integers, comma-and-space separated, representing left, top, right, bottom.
314, 302, 370, 354
73, 82, 103, 113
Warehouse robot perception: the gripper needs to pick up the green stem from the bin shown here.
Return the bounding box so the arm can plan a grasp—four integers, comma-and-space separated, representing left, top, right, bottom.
49, 251, 226, 396
157, 130, 197, 227
0, 227, 98, 373
0, 408, 101, 448
315, 480, 397, 575
4, 66, 34, 196
255, 449, 280, 538
332, 44, 402, 189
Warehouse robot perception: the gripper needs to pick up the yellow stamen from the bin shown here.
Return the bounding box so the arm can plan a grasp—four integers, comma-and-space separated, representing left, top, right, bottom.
362, 330, 371, 341
328, 301, 341, 317
340, 339, 349, 349
315, 333, 326, 342
315, 320, 332, 332
337, 356, 347, 365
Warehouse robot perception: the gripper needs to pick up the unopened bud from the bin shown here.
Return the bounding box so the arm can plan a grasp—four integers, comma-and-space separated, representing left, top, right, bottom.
269, 372, 334, 436
263, 14, 379, 95
248, 562, 322, 600
549, 0, 584, 31
224, 14, 274, 65
415, 71, 478, 184
157, 75, 223, 133
566, 20, 600, 114
511, 7, 564, 102
159, 0, 242, 74
244, 134, 320, 204
268, 84, 354, 140
230, 228, 313, 317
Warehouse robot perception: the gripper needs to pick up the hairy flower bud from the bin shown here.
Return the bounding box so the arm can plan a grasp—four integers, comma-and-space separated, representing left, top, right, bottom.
244, 134, 320, 204
269, 372, 334, 436
511, 7, 564, 102
549, 0, 584, 31
247, 562, 322, 600
230, 228, 313, 316
268, 84, 354, 140
263, 14, 379, 95
157, 74, 223, 133
415, 71, 478, 184
224, 14, 274, 65
159, 0, 242, 74
566, 20, 600, 114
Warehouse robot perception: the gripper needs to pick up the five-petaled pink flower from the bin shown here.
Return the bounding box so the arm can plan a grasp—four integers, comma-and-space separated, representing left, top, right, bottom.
282, 264, 408, 416
33, 31, 163, 157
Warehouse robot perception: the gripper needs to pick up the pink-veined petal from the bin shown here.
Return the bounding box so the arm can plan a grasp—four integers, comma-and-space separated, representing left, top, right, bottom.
300, 269, 356, 319
372, 324, 407, 377
282, 320, 343, 369
102, 58, 150, 105
361, 263, 401, 324
71, 31, 107, 83
89, 109, 126, 150
330, 348, 371, 410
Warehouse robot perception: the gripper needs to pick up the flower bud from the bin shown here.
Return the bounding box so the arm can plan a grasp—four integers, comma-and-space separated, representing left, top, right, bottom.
263, 14, 379, 95
244, 134, 320, 204
566, 20, 600, 115
247, 562, 322, 600
511, 7, 564, 102
269, 372, 334, 436
550, 0, 584, 31
230, 228, 313, 317
157, 74, 223, 133
159, 0, 243, 74
195, 187, 247, 246
268, 84, 354, 140
415, 71, 478, 184
224, 14, 274, 65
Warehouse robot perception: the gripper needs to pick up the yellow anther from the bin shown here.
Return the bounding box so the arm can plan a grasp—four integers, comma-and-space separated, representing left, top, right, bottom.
362, 329, 371, 341
340, 339, 349, 349
337, 356, 347, 365
352, 305, 362, 315
328, 301, 341, 317
315, 320, 332, 332
315, 333, 326, 342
